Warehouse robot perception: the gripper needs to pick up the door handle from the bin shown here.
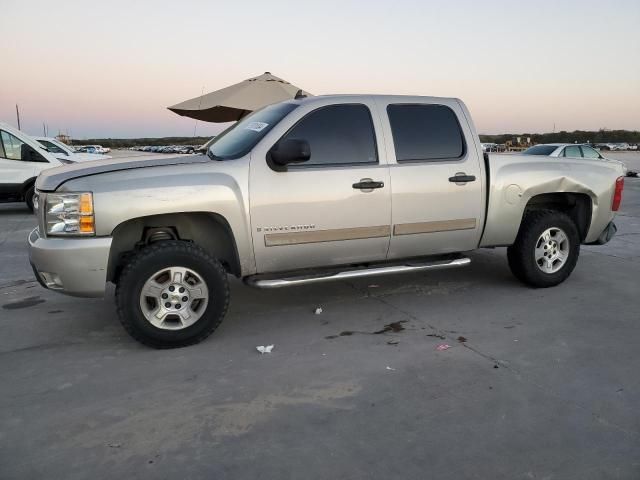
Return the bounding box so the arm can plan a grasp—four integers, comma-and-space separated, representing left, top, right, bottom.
352, 179, 385, 190
448, 173, 476, 184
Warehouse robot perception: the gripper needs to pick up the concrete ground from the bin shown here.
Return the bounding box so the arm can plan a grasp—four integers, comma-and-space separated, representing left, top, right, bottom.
1, 153, 639, 479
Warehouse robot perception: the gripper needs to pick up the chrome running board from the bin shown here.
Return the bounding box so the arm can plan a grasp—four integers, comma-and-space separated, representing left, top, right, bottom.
245, 256, 470, 289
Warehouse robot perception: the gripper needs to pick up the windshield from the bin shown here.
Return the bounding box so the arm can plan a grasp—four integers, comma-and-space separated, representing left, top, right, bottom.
37, 139, 69, 155
522, 145, 558, 156
208, 102, 299, 160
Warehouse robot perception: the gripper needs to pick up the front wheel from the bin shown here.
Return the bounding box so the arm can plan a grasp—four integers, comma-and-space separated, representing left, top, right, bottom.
116, 241, 230, 348
25, 186, 35, 212
507, 210, 580, 288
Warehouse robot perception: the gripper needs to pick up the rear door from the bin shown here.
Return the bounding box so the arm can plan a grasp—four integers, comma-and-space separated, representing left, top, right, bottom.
249, 100, 391, 273
377, 99, 485, 259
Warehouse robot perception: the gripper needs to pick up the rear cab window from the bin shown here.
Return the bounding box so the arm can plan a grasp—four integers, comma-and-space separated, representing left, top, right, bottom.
386, 104, 465, 162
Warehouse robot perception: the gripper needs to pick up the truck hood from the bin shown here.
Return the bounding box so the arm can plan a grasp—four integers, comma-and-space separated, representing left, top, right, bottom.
36, 154, 211, 192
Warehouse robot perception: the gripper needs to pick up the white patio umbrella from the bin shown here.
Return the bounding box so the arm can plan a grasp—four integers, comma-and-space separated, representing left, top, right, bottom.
167, 72, 311, 122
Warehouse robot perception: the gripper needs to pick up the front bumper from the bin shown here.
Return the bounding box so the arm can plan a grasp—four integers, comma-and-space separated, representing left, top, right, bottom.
28, 228, 112, 297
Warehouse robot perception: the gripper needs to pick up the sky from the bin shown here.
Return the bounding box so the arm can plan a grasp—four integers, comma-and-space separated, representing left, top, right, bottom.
1, 0, 639, 139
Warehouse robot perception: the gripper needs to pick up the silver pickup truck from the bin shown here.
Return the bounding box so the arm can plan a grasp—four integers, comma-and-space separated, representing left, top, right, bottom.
28, 95, 625, 348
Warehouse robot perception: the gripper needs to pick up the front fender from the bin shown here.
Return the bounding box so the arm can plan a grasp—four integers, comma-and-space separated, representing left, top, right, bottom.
59, 160, 256, 275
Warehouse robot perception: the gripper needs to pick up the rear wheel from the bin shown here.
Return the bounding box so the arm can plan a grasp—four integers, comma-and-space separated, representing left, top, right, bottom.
507, 210, 580, 288
116, 241, 229, 348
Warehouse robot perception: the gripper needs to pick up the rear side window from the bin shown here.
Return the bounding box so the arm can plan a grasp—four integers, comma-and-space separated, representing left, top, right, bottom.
387, 104, 465, 162
581, 146, 600, 159
281, 104, 377, 167
563, 146, 582, 158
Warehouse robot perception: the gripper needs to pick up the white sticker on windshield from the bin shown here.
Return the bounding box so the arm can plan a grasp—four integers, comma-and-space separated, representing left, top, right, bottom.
245, 122, 269, 132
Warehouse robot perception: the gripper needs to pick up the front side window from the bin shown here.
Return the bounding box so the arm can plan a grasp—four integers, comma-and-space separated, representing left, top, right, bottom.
563, 146, 582, 158
387, 104, 465, 162
280, 104, 377, 167
581, 146, 601, 159
209, 102, 299, 160
0, 131, 25, 161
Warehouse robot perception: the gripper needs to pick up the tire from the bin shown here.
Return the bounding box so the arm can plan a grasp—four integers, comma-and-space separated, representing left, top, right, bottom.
116, 241, 230, 348
507, 209, 580, 288
25, 186, 35, 212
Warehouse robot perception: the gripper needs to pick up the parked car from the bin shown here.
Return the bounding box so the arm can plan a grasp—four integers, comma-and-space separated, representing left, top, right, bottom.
596, 143, 621, 151
0, 123, 70, 210
481, 143, 498, 152
29, 95, 625, 348
522, 144, 627, 171
176, 146, 195, 154
34, 137, 111, 162
76, 145, 111, 154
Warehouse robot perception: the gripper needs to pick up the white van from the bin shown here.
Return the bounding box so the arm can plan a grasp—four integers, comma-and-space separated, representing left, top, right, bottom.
34, 137, 111, 162
0, 123, 67, 210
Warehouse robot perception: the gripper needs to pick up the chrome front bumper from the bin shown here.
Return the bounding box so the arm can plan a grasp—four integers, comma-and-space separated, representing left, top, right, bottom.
28, 228, 112, 297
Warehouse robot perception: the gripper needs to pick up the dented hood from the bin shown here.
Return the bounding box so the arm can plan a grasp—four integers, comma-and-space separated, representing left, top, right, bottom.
36, 154, 211, 191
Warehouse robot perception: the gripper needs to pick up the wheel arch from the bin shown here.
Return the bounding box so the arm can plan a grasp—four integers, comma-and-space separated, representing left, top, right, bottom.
20, 177, 37, 196
107, 212, 241, 283
523, 192, 593, 242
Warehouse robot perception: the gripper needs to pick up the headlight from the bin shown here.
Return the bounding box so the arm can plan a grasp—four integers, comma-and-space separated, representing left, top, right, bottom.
46, 192, 95, 236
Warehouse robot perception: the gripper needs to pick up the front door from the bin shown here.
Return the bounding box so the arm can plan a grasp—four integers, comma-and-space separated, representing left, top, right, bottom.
249, 101, 391, 273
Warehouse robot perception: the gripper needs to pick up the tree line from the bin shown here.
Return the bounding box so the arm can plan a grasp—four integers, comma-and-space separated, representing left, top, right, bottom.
480, 129, 640, 145
70, 129, 640, 149
71, 136, 212, 148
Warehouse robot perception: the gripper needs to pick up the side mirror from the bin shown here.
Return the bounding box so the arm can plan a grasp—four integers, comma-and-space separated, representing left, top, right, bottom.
269, 139, 311, 166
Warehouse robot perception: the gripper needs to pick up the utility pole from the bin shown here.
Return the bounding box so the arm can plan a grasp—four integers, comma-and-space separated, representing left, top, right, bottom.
16, 104, 21, 130
193, 86, 204, 138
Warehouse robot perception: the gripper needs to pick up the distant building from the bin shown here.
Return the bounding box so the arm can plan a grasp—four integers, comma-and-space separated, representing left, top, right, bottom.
55, 133, 72, 145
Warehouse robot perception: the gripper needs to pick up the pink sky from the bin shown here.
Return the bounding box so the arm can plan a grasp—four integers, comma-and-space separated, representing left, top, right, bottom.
2, 0, 639, 139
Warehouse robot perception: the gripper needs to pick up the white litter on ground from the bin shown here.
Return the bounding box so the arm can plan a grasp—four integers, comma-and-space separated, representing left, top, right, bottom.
314, 307, 323, 315
256, 345, 274, 354
386, 366, 396, 371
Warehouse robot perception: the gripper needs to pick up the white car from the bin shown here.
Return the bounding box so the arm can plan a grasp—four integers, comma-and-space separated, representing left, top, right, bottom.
0, 123, 71, 210
481, 142, 498, 152
522, 143, 627, 171
523, 143, 607, 159
34, 137, 111, 162
77, 144, 111, 154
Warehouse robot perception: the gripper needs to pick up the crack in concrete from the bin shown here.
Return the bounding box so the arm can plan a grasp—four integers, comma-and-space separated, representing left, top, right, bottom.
343, 279, 640, 437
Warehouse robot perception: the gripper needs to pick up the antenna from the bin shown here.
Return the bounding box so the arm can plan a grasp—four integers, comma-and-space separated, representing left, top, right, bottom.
294, 89, 307, 100
16, 104, 21, 130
